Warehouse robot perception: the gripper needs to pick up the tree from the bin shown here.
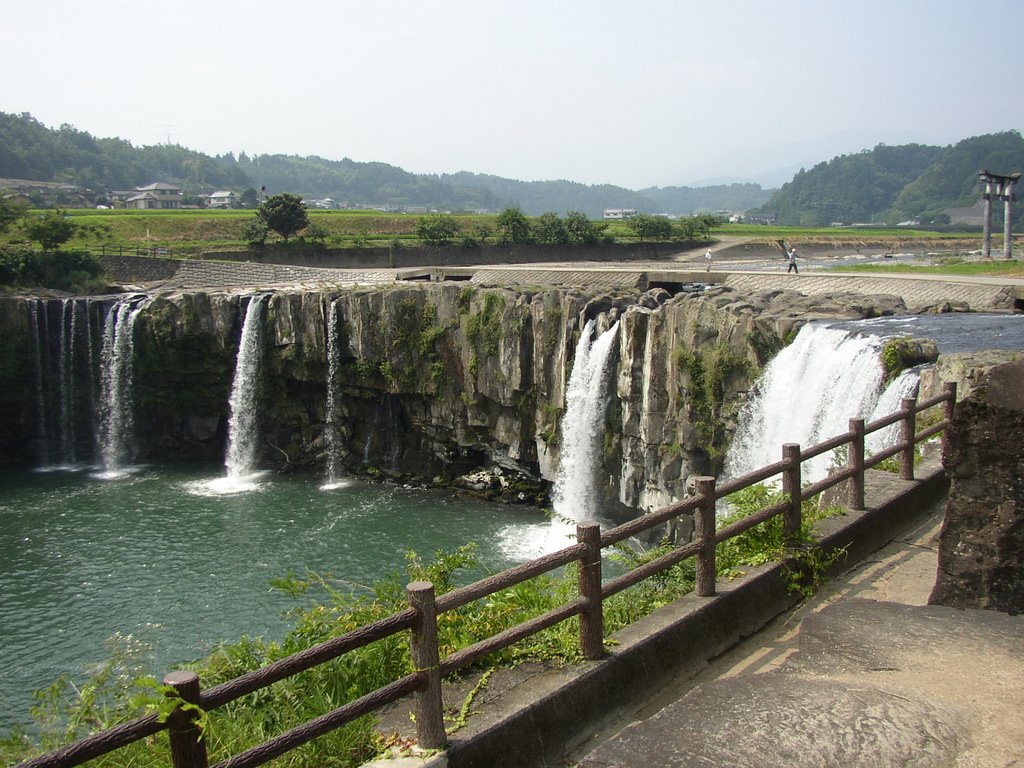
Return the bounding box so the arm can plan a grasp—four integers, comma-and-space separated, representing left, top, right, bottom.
256, 193, 309, 243
495, 206, 532, 244
564, 210, 606, 245
416, 213, 460, 245
24, 209, 79, 251
238, 188, 259, 208
0, 196, 26, 233
674, 213, 723, 241
242, 218, 269, 246
626, 213, 672, 242
534, 212, 568, 245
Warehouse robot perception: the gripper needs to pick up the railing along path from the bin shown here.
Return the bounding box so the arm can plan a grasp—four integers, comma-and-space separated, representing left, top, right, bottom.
15, 382, 957, 768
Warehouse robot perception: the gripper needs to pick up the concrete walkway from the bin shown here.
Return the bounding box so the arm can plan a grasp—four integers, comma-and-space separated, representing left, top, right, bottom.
572, 506, 1024, 768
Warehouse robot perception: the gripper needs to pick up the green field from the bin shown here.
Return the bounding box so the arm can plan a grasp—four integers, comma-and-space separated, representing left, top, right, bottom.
0, 208, 1001, 268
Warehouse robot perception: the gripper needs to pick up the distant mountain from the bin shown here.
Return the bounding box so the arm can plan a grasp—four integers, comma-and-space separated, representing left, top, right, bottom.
0, 112, 773, 218
753, 131, 1024, 226
7, 111, 1018, 226
637, 183, 773, 216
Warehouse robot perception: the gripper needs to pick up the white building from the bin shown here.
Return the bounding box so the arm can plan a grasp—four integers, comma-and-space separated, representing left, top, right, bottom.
207, 190, 236, 209
125, 183, 183, 209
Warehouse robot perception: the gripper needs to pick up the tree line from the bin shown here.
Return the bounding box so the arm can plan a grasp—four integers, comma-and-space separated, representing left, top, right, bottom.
415, 208, 722, 247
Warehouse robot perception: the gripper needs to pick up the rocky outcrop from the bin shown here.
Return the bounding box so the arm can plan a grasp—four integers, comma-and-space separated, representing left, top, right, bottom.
0, 284, 907, 518
930, 358, 1024, 615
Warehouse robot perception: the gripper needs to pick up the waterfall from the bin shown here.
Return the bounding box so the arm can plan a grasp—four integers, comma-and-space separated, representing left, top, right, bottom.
58, 299, 79, 463
28, 299, 53, 466
223, 294, 268, 486
724, 322, 890, 485
501, 319, 620, 558
321, 298, 349, 490
96, 298, 145, 476
552, 319, 621, 523
866, 369, 921, 454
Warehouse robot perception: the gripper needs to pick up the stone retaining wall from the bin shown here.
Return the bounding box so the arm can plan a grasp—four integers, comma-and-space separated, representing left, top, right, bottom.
723, 272, 1019, 312
100, 254, 394, 290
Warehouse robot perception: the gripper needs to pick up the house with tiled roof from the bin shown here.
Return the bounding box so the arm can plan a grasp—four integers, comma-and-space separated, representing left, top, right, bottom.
125, 182, 182, 209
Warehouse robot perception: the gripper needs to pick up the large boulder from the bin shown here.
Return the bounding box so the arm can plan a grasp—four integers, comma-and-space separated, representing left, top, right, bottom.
930, 358, 1024, 615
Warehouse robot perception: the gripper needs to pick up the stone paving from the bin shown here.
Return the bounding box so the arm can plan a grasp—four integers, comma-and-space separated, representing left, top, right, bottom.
100, 254, 396, 291
722, 271, 1020, 312
99, 254, 1023, 313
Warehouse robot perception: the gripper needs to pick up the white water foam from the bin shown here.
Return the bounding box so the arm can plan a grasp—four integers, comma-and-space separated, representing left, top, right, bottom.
96, 299, 146, 476
224, 295, 267, 482
501, 319, 620, 559
323, 298, 344, 487
724, 323, 888, 485
867, 369, 921, 454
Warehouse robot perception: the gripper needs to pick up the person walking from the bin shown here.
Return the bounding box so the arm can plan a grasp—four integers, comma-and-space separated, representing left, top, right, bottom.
704, 249, 713, 272
787, 246, 799, 274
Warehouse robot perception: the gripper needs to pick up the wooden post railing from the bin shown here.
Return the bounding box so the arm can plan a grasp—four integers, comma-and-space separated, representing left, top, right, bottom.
407, 581, 446, 750
900, 396, 917, 480
164, 671, 208, 768
941, 381, 957, 453
781, 443, 802, 546
577, 522, 605, 660
694, 476, 717, 597
848, 418, 866, 511
13, 384, 958, 768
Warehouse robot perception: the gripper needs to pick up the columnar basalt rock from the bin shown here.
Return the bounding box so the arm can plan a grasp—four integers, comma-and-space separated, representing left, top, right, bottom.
930, 358, 1024, 615
0, 285, 907, 517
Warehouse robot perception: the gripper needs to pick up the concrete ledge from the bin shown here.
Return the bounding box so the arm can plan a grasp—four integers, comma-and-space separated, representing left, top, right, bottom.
401, 461, 949, 768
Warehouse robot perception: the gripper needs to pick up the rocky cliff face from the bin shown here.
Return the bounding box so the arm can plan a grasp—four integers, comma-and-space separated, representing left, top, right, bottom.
930, 357, 1024, 615
0, 284, 906, 517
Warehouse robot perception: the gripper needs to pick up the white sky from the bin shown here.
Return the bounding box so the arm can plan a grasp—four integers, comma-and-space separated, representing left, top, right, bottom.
2, 0, 1021, 189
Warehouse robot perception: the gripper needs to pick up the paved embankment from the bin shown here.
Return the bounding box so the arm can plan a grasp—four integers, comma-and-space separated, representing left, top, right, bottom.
722, 270, 1021, 312
101, 254, 1023, 313
364, 460, 958, 768
572, 504, 1024, 767
100, 254, 395, 290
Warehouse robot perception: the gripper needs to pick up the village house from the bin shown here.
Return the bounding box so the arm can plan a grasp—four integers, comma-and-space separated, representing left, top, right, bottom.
124, 183, 183, 209
602, 208, 637, 220
207, 190, 236, 209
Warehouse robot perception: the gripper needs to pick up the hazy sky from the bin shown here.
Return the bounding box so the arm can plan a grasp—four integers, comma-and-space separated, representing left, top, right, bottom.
3, 0, 1021, 190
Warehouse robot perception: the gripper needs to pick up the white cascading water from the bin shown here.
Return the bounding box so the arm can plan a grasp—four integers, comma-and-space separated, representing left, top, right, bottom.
28, 299, 52, 466
500, 319, 620, 558
866, 368, 921, 454
58, 299, 77, 463
223, 295, 268, 486
96, 299, 145, 476
724, 322, 915, 485
321, 298, 350, 490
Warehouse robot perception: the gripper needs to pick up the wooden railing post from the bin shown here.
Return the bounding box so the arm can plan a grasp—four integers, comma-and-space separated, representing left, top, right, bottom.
577, 522, 605, 660
407, 581, 446, 750
942, 381, 957, 453
900, 396, 917, 480
782, 443, 802, 546
164, 670, 209, 768
694, 476, 717, 597
848, 418, 866, 511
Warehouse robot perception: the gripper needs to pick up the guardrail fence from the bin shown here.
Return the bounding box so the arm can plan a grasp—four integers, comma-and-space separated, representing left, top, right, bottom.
16, 382, 957, 768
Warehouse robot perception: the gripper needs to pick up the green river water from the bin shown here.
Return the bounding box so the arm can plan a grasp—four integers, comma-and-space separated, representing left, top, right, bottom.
0, 464, 548, 733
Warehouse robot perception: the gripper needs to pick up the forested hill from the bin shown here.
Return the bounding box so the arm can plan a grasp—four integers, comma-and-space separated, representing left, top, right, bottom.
0, 112, 769, 217
3, 112, 1020, 223
755, 131, 1024, 226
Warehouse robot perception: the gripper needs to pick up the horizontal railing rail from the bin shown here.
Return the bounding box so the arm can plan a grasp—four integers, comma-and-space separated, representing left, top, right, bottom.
15, 381, 957, 768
